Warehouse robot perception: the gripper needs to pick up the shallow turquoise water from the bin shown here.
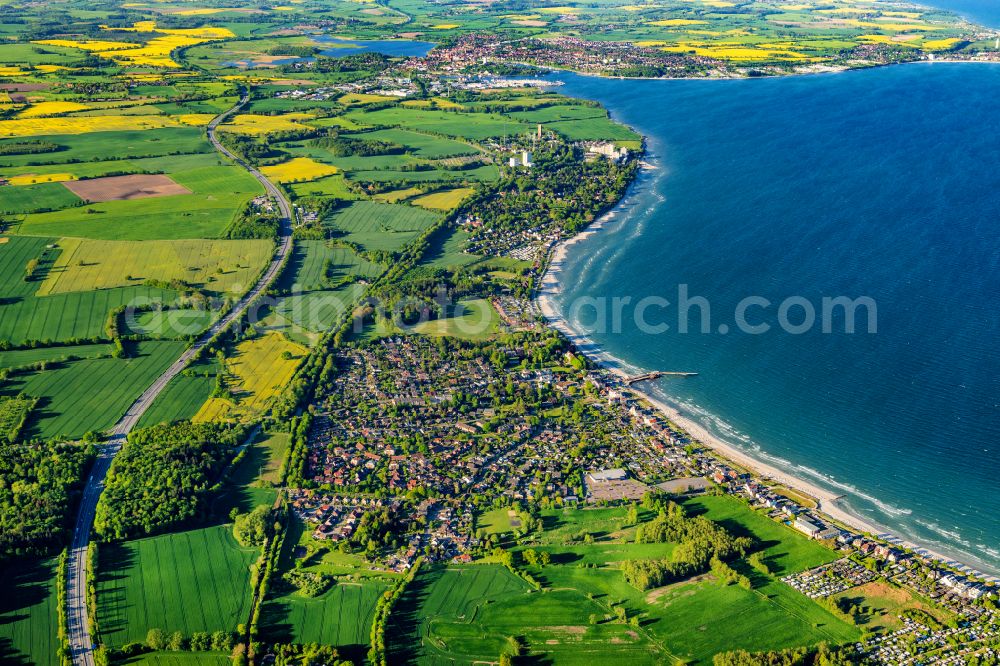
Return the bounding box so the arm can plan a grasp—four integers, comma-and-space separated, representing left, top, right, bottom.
551, 63, 1000, 573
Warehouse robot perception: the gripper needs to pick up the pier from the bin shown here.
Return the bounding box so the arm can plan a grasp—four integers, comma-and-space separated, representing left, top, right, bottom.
623, 371, 698, 385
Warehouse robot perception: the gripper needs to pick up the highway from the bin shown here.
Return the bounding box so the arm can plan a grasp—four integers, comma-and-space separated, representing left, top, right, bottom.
65, 88, 294, 666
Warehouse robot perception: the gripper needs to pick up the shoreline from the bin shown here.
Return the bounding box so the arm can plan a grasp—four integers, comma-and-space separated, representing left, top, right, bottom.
535, 166, 1000, 584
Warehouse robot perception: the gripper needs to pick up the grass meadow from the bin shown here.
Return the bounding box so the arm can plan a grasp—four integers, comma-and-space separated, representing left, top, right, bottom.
269, 241, 383, 334
344, 107, 529, 141
424, 503, 858, 664
387, 564, 661, 665
0, 343, 113, 370
410, 187, 474, 211
682, 495, 840, 576
134, 357, 219, 430
0, 182, 82, 215
0, 236, 165, 344
262, 581, 390, 653
343, 128, 480, 158
16, 165, 263, 240
38, 238, 271, 296
411, 299, 499, 341
289, 174, 359, 200
280, 242, 384, 292
323, 201, 438, 253
0, 128, 211, 168
2, 340, 186, 440
418, 226, 481, 270
544, 117, 642, 144
0, 557, 59, 666
95, 525, 258, 648
211, 429, 289, 517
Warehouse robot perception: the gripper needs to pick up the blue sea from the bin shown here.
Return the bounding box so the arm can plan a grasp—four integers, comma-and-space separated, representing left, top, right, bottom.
550, 62, 1000, 574
929, 0, 1000, 27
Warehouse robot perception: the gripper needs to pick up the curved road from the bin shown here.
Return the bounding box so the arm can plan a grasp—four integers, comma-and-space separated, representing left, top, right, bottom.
65, 88, 294, 666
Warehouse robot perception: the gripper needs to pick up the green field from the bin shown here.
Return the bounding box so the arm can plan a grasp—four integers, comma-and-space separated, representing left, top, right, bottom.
126, 308, 219, 339
289, 174, 359, 199
280, 241, 384, 292
682, 495, 840, 576
212, 429, 287, 516
0, 129, 212, 168
272, 241, 383, 333
2, 340, 187, 440
529, 560, 857, 664
262, 581, 390, 651
16, 166, 264, 241
346, 164, 498, 184
0, 281, 176, 345
344, 107, 530, 141
261, 513, 395, 657
390, 500, 858, 664
344, 128, 480, 158
0, 235, 174, 344
545, 117, 643, 143
273, 283, 366, 334
411, 298, 499, 340
643, 571, 859, 662
0, 557, 58, 666
1, 153, 224, 181
39, 238, 271, 297
419, 226, 481, 269
0, 343, 113, 370
95, 525, 258, 648
0, 182, 82, 215
134, 358, 219, 430
323, 201, 439, 253
507, 104, 609, 124
388, 564, 660, 665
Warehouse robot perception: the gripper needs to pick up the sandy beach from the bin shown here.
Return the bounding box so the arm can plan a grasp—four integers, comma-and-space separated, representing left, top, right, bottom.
536, 206, 1000, 583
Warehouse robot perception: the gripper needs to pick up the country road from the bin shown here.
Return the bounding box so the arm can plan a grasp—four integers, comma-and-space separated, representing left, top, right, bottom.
65, 88, 294, 666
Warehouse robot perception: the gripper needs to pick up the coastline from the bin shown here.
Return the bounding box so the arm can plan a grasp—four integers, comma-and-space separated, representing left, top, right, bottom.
535, 174, 1000, 584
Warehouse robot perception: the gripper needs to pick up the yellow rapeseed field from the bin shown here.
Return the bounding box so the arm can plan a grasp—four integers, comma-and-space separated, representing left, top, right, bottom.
193, 332, 306, 422
923, 37, 961, 50
34, 39, 142, 52
858, 34, 919, 45
37, 238, 273, 296
0, 115, 177, 138
176, 113, 215, 127
401, 97, 464, 110
36, 22, 234, 68
411, 187, 474, 211
17, 101, 90, 118
338, 92, 399, 105
647, 19, 708, 26
661, 43, 809, 61
261, 157, 339, 184
218, 113, 316, 135
6, 173, 76, 186
174, 8, 233, 15
373, 187, 423, 203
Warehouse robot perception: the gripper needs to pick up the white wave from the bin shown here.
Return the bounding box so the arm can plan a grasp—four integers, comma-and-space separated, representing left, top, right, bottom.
916, 520, 973, 547
651, 388, 916, 519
